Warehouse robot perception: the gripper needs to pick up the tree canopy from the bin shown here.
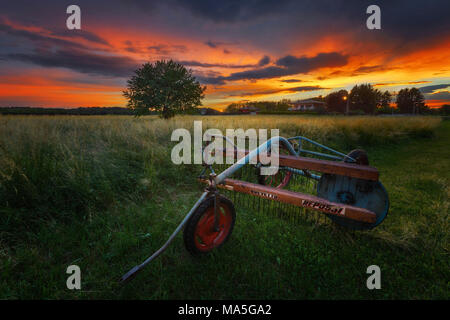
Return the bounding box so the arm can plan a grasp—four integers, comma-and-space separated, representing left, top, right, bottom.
325, 84, 391, 114
325, 90, 348, 113
224, 100, 293, 113
349, 84, 385, 114
396, 88, 428, 114
123, 60, 206, 118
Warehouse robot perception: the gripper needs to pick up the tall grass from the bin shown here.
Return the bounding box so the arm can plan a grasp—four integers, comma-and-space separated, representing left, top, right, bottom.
0, 114, 447, 299
0, 115, 440, 222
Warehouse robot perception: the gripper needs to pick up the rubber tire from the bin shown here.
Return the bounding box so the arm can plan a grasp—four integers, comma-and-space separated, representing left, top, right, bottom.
345, 149, 369, 165
183, 195, 236, 255
317, 174, 390, 230
318, 149, 390, 230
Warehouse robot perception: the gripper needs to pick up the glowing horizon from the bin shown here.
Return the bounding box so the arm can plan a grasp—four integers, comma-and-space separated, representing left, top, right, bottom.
0, 1, 449, 110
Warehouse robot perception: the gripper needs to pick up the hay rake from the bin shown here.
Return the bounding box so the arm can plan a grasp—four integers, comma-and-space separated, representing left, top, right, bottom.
121, 135, 389, 282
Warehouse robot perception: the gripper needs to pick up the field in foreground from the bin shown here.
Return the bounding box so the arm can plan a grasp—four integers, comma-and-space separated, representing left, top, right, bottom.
0, 115, 448, 299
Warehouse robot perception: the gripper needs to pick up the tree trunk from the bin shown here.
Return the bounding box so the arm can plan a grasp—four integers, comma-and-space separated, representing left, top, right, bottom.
162, 106, 169, 119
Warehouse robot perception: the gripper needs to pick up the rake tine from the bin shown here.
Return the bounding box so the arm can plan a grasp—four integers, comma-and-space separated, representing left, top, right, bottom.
292, 204, 297, 223
257, 196, 261, 213
286, 203, 290, 219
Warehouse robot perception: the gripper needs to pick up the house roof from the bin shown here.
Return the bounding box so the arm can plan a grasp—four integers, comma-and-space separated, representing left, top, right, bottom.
293, 100, 325, 104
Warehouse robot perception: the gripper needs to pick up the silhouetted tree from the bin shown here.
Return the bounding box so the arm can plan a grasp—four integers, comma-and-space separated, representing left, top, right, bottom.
349, 84, 382, 114
376, 91, 395, 114
396, 88, 427, 114
224, 100, 294, 113
225, 103, 241, 113
325, 90, 348, 113
123, 60, 206, 118
440, 104, 450, 115
380, 91, 392, 108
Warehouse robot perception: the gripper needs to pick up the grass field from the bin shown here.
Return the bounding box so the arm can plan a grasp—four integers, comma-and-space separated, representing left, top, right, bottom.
0, 115, 448, 299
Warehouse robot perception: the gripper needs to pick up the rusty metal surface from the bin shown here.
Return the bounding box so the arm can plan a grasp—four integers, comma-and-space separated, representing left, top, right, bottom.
199, 178, 376, 224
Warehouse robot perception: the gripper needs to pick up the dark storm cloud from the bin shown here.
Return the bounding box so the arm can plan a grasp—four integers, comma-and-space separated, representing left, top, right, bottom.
0, 23, 87, 50
1, 0, 449, 94
319, 66, 393, 79
51, 29, 110, 46
5, 48, 139, 77
202, 52, 348, 84
352, 65, 391, 75
192, 69, 222, 78
147, 44, 188, 55
2, 1, 449, 63
179, 59, 264, 69
423, 91, 450, 102
122, 42, 187, 55
204, 40, 238, 52
167, 0, 294, 22
2, 1, 450, 48
202, 39, 238, 56
290, 85, 328, 92
204, 40, 219, 48
372, 1, 450, 47
166, 0, 450, 63
325, 65, 399, 77
419, 84, 450, 94
0, 22, 110, 52
258, 55, 270, 66
275, 53, 348, 71
228, 85, 327, 97
172, 0, 450, 36
127, 0, 294, 22
197, 76, 227, 85
180, 60, 249, 68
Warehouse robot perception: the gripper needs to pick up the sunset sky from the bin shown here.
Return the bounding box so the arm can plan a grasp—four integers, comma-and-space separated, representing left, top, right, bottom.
0, 0, 449, 110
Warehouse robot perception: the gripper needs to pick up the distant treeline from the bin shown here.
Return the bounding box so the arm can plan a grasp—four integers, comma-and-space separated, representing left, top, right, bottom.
225, 99, 293, 113
0, 106, 223, 116
0, 107, 137, 115
2, 103, 449, 116
224, 84, 450, 116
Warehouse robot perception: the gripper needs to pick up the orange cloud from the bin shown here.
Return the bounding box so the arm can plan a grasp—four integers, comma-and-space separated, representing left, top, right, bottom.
373, 81, 432, 87
427, 100, 450, 108
1, 15, 449, 110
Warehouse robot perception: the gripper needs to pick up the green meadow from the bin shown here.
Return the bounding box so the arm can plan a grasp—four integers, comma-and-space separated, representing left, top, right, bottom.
0, 115, 448, 299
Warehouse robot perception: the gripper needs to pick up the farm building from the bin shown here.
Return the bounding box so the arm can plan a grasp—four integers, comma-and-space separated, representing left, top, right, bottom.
239, 106, 259, 115
289, 99, 325, 111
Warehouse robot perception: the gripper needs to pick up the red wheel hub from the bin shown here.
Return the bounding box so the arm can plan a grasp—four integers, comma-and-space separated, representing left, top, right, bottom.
194, 205, 233, 252
264, 170, 292, 188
